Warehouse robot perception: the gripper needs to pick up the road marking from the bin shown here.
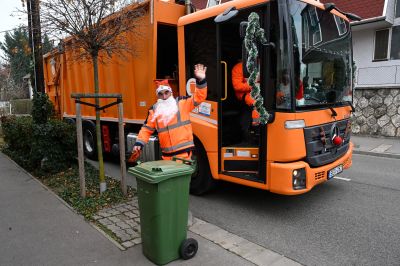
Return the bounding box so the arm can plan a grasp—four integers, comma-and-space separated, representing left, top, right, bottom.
370, 144, 392, 153
333, 176, 351, 181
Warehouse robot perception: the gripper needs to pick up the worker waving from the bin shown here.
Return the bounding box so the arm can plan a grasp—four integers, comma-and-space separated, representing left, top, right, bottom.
132, 64, 207, 160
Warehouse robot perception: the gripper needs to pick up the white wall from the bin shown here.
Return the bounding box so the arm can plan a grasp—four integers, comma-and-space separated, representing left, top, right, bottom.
353, 28, 400, 87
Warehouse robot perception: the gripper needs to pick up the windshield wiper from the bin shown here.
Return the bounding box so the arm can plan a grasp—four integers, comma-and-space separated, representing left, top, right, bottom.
329, 106, 337, 117
322, 3, 362, 21
344, 101, 355, 113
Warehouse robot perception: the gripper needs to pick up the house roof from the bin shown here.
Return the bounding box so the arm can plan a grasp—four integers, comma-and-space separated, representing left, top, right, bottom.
191, 0, 229, 11
319, 0, 385, 20
192, 0, 386, 21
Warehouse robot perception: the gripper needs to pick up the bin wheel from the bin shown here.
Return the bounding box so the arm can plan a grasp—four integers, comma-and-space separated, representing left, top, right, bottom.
180, 238, 198, 260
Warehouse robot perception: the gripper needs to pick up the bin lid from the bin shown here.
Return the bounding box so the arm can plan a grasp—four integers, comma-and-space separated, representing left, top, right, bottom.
128, 160, 194, 184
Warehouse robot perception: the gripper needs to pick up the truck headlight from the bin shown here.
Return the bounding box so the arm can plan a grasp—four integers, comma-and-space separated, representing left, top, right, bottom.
292, 168, 306, 190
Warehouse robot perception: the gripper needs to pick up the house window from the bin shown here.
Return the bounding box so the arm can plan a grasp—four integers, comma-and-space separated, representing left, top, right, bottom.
396, 0, 400, 18
207, 0, 221, 8
374, 29, 389, 60
308, 7, 322, 44
390, 26, 400, 60
334, 16, 347, 35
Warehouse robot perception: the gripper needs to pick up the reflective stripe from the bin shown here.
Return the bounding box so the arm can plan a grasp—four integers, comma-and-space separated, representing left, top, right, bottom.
162, 141, 194, 152
189, 113, 218, 125
157, 120, 191, 133
143, 125, 155, 131
176, 98, 181, 123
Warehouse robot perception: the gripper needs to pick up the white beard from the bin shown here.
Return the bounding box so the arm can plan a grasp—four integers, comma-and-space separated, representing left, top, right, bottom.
151, 96, 178, 126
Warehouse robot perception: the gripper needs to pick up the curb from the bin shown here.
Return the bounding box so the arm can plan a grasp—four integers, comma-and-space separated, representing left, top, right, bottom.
353, 150, 400, 159
189, 217, 302, 266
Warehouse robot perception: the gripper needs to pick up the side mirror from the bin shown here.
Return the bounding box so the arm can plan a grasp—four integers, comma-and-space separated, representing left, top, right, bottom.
214, 6, 238, 23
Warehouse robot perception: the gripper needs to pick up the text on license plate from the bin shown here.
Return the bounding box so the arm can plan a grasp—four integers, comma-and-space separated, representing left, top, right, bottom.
328, 164, 343, 180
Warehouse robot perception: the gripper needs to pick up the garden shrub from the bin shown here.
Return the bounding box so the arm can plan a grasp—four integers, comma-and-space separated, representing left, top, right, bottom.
31, 119, 77, 175
1, 93, 77, 174
31, 92, 54, 124
1, 115, 34, 169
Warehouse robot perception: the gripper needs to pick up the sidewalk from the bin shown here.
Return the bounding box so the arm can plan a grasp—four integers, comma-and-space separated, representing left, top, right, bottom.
0, 152, 299, 266
352, 135, 400, 159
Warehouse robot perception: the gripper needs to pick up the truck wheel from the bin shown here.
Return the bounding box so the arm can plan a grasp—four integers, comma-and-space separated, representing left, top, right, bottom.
83, 120, 98, 160
190, 138, 215, 195
180, 238, 198, 260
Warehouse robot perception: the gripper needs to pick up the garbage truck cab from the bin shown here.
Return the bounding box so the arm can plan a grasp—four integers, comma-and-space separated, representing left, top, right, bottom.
179, 0, 354, 195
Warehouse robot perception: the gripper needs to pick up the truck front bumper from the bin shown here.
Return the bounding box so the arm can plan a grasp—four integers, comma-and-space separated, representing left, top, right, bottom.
269, 142, 353, 195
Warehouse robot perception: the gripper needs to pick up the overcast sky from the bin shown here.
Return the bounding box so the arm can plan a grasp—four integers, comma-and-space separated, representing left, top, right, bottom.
0, 0, 27, 57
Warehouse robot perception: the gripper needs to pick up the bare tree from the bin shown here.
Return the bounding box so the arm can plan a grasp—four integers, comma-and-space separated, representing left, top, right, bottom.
40, 0, 146, 193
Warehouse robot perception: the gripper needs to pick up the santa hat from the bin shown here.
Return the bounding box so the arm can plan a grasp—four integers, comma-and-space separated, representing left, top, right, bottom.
155, 79, 172, 95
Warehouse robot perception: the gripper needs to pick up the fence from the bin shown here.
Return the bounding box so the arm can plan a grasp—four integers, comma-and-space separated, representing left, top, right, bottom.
356, 65, 400, 87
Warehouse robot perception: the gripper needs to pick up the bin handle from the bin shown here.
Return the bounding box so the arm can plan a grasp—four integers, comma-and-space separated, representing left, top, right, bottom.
172, 156, 195, 165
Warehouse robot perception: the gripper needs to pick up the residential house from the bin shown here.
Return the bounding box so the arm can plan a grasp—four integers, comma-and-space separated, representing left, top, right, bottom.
317, 0, 400, 137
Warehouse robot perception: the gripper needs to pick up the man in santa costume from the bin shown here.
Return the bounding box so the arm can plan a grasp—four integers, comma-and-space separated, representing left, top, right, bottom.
131, 64, 207, 160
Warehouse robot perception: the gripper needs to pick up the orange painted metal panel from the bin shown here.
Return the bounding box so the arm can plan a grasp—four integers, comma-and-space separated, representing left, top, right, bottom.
44, 0, 185, 123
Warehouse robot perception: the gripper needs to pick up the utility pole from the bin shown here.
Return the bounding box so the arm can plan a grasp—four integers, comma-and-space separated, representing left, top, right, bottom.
27, 0, 44, 93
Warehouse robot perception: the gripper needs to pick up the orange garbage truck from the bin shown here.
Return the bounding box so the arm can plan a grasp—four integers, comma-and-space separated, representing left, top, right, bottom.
44, 0, 355, 195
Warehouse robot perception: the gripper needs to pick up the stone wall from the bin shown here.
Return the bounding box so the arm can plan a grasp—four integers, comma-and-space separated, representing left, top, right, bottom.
352, 88, 400, 137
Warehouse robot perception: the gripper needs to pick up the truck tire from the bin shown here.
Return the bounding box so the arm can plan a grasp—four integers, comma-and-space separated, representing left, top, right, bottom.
83, 120, 98, 160
190, 138, 216, 195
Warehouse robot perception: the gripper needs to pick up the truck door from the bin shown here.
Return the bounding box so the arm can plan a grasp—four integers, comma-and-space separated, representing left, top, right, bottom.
216, 6, 270, 183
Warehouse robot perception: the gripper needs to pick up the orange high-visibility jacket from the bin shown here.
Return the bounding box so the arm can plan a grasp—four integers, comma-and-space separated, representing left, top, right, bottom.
135, 80, 207, 156
232, 62, 260, 124
232, 62, 253, 104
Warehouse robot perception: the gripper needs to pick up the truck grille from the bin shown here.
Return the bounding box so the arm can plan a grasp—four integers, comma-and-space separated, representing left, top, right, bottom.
304, 119, 350, 167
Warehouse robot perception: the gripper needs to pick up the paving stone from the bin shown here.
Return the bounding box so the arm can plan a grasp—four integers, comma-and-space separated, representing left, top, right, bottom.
116, 207, 129, 212
116, 222, 130, 229
122, 241, 135, 248
125, 228, 136, 235
116, 214, 127, 220
106, 224, 119, 231
97, 211, 111, 218
124, 212, 137, 219
98, 218, 112, 226
125, 219, 136, 227
92, 215, 102, 220
108, 216, 122, 223
126, 230, 140, 239
107, 209, 120, 216
119, 233, 131, 242
133, 238, 142, 244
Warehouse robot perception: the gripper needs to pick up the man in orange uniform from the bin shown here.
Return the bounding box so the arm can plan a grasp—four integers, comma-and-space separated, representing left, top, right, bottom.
132, 64, 207, 160
231, 61, 259, 142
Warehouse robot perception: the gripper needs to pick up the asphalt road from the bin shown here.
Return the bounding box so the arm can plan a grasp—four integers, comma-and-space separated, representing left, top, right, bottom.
99, 154, 400, 266
189, 154, 400, 266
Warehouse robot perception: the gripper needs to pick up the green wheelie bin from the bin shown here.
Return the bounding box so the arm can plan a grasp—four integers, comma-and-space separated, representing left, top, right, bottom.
128, 159, 198, 265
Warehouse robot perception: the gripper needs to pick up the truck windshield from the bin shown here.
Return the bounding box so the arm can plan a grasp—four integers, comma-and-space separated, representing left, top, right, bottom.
285, 1, 353, 109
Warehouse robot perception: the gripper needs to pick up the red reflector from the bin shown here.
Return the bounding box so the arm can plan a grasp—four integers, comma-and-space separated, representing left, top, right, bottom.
333, 136, 343, 146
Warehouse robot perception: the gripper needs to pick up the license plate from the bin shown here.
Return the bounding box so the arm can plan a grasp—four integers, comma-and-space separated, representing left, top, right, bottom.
328, 164, 343, 180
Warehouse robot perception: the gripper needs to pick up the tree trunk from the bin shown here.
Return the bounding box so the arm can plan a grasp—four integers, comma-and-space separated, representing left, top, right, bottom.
92, 54, 106, 193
